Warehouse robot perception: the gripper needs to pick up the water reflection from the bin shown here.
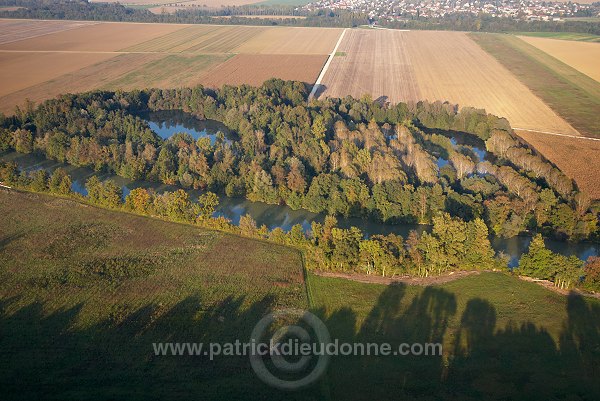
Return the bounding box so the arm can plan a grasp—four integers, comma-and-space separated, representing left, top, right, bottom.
138, 110, 233, 144
1, 151, 596, 266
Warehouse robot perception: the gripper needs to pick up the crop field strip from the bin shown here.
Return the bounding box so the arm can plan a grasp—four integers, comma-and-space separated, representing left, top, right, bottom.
122, 25, 268, 54
0, 21, 189, 52
0, 19, 96, 45
516, 130, 600, 198
518, 36, 600, 82
513, 31, 600, 43
199, 54, 328, 88
319, 30, 579, 137
0, 20, 343, 114
319, 29, 422, 103
470, 33, 600, 138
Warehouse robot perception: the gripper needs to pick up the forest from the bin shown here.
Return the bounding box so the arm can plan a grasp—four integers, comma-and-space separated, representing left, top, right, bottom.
0, 80, 596, 242
0, 79, 598, 289
1, 0, 599, 34
1, 159, 599, 293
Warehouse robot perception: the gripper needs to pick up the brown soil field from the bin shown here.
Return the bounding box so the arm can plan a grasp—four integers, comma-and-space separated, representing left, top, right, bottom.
317, 29, 422, 102
319, 29, 579, 136
0, 22, 187, 51
516, 130, 600, 198
0, 19, 95, 45
123, 25, 266, 53
200, 54, 327, 88
518, 36, 600, 82
0, 51, 117, 99
0, 52, 229, 114
233, 27, 344, 55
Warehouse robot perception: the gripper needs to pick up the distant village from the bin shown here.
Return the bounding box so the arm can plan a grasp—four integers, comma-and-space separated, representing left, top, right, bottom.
302, 0, 599, 23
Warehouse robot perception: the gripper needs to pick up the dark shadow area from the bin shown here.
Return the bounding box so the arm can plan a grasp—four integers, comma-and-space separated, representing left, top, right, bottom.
374, 96, 389, 106
318, 285, 600, 401
312, 84, 327, 99
0, 287, 599, 400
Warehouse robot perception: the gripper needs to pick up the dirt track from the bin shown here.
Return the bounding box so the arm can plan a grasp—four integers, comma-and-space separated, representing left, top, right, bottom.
313, 270, 482, 286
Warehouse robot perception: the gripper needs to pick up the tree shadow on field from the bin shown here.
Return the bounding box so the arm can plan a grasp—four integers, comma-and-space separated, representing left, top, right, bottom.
319, 285, 600, 401
312, 84, 328, 99
0, 285, 599, 400
0, 293, 319, 401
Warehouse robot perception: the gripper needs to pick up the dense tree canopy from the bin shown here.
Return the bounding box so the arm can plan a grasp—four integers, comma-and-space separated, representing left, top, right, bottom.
1, 80, 596, 242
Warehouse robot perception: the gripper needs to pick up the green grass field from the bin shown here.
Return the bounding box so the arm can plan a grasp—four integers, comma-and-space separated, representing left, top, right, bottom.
471, 33, 600, 138
0, 189, 311, 400
513, 32, 600, 43
309, 273, 600, 400
1, 189, 599, 400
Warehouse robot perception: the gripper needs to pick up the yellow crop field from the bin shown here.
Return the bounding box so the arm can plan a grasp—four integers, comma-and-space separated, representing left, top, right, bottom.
233, 27, 344, 55
518, 36, 600, 82
319, 29, 579, 136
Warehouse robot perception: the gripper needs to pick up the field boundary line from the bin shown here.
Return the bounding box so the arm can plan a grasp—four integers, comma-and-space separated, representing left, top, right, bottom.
513, 128, 600, 141
308, 28, 347, 100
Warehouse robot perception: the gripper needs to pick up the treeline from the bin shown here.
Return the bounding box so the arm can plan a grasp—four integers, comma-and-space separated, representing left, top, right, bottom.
0, 80, 596, 241
2, 0, 599, 34
2, 161, 598, 291
383, 14, 600, 36
0, 0, 369, 27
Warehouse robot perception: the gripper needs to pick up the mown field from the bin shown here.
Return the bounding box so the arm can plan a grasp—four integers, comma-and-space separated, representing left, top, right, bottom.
0, 189, 310, 400
518, 35, 600, 82
471, 33, 600, 198
318, 29, 578, 136
1, 188, 599, 400
470, 33, 600, 138
514, 31, 600, 43
0, 20, 341, 114
309, 272, 600, 400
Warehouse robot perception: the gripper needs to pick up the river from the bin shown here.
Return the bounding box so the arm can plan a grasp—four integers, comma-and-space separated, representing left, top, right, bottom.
1, 110, 596, 267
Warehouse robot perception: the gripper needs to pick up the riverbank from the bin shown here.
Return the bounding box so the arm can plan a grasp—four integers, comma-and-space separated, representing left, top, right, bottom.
1, 150, 597, 265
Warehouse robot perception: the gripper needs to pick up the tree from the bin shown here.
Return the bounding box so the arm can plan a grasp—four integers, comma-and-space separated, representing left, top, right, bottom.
102, 180, 123, 209
125, 187, 152, 214
13, 129, 33, 154
49, 168, 72, 195
518, 234, 556, 280
583, 257, 600, 292
29, 170, 48, 192
85, 176, 103, 204
198, 191, 219, 220
239, 214, 258, 237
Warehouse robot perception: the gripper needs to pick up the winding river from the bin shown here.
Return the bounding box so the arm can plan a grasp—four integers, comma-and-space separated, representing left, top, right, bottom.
1, 110, 596, 267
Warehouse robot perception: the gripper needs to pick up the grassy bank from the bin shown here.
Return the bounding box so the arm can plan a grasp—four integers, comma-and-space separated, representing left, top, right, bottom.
471, 33, 600, 138
0, 189, 311, 400
1, 189, 599, 400
308, 272, 600, 400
